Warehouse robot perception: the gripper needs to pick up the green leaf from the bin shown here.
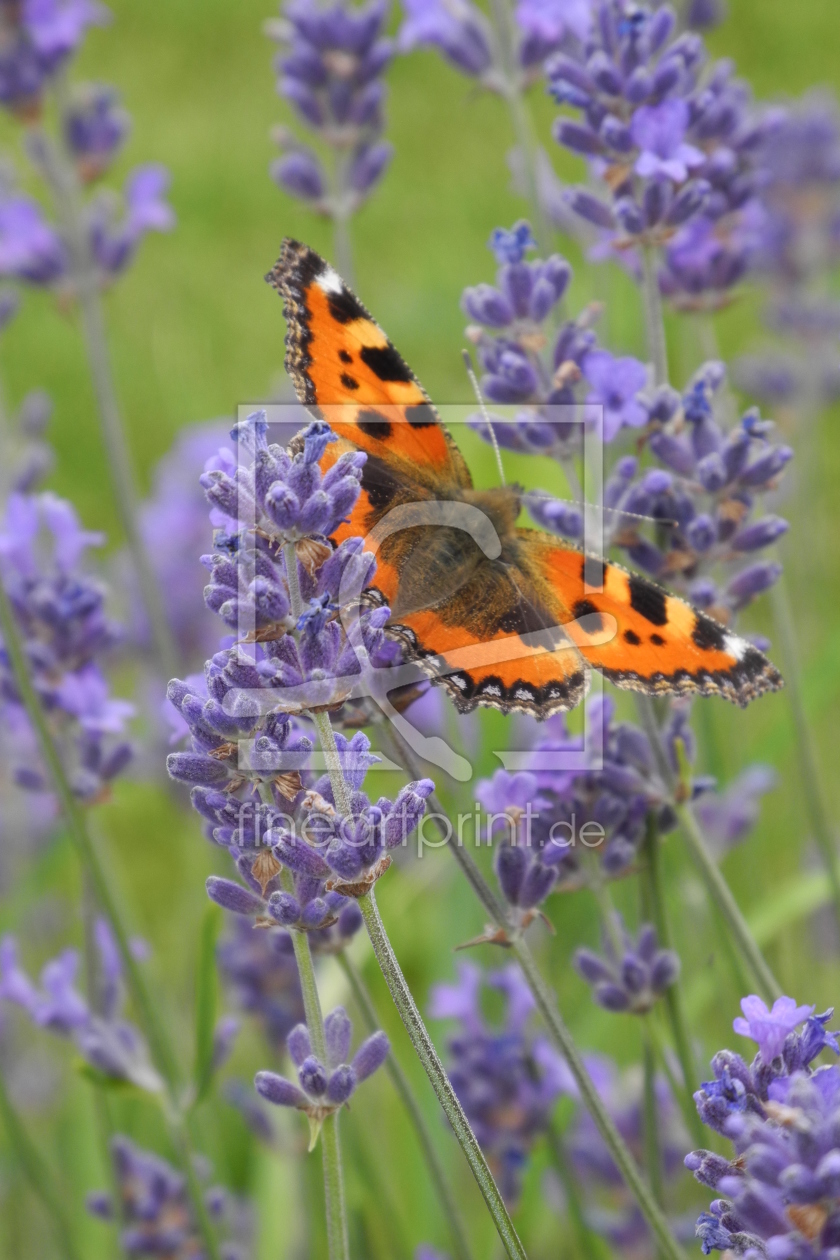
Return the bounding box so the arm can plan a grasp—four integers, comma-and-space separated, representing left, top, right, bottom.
193, 902, 223, 1105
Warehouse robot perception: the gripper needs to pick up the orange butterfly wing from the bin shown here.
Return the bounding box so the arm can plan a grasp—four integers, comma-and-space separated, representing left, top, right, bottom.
516, 531, 783, 708
267, 239, 470, 489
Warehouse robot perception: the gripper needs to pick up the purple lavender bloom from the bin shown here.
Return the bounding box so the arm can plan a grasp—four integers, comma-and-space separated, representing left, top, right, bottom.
582, 349, 648, 441
431, 962, 567, 1203
64, 82, 129, 180
548, 4, 782, 305
0, 193, 67, 284
733, 995, 816, 1063
397, 0, 493, 78
87, 1134, 249, 1260
87, 163, 175, 277
0, 0, 109, 114
687, 997, 840, 1258
632, 99, 704, 184
574, 919, 680, 1014
464, 221, 603, 463
0, 926, 161, 1090
0, 490, 133, 801
268, 0, 394, 216
255, 1005, 388, 1129
694, 765, 776, 856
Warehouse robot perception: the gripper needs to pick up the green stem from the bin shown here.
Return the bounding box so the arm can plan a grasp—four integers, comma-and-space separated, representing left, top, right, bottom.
277, 856, 349, 1259
675, 800, 780, 1002
641, 246, 669, 387
770, 577, 840, 930
358, 888, 527, 1260
338, 952, 474, 1260
545, 1122, 607, 1260
641, 817, 704, 1146
486, 0, 551, 253
30, 87, 178, 678
642, 1028, 664, 1210
509, 937, 688, 1260
379, 722, 687, 1257
635, 695, 780, 1002
0, 1070, 82, 1260
0, 579, 222, 1260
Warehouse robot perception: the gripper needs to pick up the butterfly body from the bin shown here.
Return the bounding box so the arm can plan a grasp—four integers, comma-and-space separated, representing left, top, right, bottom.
269, 239, 783, 718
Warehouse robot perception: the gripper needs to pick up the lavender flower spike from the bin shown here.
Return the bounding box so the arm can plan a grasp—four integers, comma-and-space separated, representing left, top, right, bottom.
255, 1005, 388, 1142
574, 919, 680, 1014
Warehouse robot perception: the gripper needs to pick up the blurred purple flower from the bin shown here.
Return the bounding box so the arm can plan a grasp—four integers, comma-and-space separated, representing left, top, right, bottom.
0, 194, 66, 284
733, 994, 815, 1062
582, 350, 648, 441
631, 100, 704, 184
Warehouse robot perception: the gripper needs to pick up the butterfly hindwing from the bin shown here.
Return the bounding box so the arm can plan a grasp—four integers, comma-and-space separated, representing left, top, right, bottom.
518, 531, 783, 708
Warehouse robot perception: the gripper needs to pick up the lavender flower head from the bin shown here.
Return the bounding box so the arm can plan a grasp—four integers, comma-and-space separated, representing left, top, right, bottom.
0, 490, 134, 801
686, 995, 840, 1258
267, 0, 394, 215
169, 415, 431, 919
574, 917, 680, 1014
0, 160, 174, 289
430, 961, 567, 1202
549, 3, 785, 307
398, 0, 589, 90
87, 1134, 251, 1260
463, 220, 627, 464
255, 1005, 389, 1142
0, 922, 161, 1090
0, 0, 109, 116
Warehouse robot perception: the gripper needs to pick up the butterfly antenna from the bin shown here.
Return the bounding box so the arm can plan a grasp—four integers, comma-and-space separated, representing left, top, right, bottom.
462, 349, 506, 487
525, 491, 678, 529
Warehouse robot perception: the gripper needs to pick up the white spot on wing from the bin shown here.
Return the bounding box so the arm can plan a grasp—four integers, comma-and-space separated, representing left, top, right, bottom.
482, 684, 502, 697
723, 633, 747, 661
316, 266, 343, 295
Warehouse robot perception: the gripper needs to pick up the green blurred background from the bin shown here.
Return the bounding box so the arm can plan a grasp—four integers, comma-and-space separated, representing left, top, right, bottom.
1, 0, 840, 1256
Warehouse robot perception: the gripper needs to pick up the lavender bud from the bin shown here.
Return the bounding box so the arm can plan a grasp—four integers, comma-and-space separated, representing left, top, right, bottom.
726, 562, 782, 607
287, 1024, 311, 1067
565, 188, 615, 229
352, 1031, 389, 1081
326, 1064, 357, 1104
299, 1055, 328, 1096
166, 754, 230, 786
731, 516, 789, 552
271, 151, 326, 202
461, 284, 514, 327
255, 1071, 307, 1109
324, 1007, 352, 1068
554, 120, 603, 156
206, 877, 265, 917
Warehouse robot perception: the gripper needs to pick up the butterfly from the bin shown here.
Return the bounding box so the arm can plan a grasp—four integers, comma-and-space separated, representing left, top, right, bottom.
267, 239, 783, 719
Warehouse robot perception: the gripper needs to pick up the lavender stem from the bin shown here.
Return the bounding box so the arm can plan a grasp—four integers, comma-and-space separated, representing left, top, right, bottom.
770, 577, 840, 926
487, 0, 551, 252
338, 951, 474, 1260
641, 816, 703, 1145
0, 578, 222, 1260
27, 85, 178, 678
0, 1069, 82, 1260
378, 722, 688, 1259
357, 887, 528, 1260
641, 246, 669, 387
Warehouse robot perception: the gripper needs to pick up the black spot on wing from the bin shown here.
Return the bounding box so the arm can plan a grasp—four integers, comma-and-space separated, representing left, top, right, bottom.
692, 613, 727, 652
405, 403, 437, 429
628, 574, 668, 626
361, 457, 400, 512
360, 343, 413, 384
624, 628, 641, 645
327, 287, 368, 325
582, 555, 606, 589
338, 349, 352, 364
356, 409, 393, 440
571, 598, 604, 635
650, 633, 666, 646
340, 373, 359, 391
